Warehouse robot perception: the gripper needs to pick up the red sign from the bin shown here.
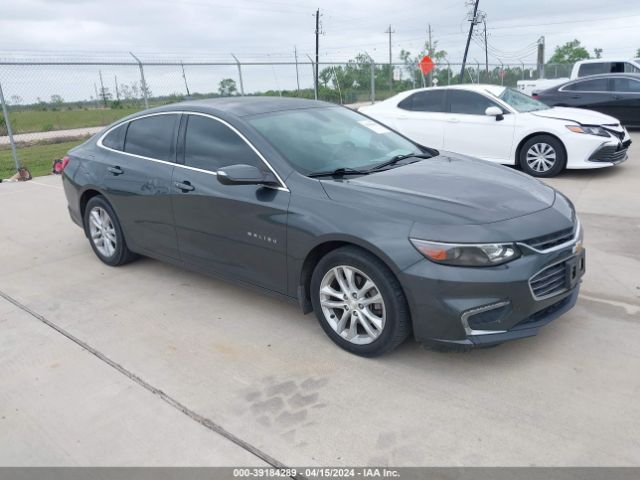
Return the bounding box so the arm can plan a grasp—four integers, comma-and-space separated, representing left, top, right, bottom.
419, 56, 435, 75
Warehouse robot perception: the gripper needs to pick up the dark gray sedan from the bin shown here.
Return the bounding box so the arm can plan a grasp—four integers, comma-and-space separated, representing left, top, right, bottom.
61, 97, 584, 356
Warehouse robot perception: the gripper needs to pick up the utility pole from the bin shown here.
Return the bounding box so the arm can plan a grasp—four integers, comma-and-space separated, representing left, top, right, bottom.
385, 25, 395, 89
114, 75, 120, 101
98, 70, 107, 107
93, 82, 99, 108
315, 9, 321, 99
460, 0, 480, 83
180, 61, 191, 97
537, 36, 545, 79
483, 19, 489, 75
427, 24, 433, 86
294, 46, 300, 93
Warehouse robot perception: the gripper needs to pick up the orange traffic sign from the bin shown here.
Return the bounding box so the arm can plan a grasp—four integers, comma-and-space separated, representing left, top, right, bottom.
419, 56, 435, 75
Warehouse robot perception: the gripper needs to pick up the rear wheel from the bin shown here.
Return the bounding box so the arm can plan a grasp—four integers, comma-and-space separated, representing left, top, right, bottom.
518, 134, 566, 177
310, 246, 411, 356
84, 196, 137, 266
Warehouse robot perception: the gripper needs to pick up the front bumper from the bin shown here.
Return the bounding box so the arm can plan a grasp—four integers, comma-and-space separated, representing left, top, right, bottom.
399, 244, 584, 348
564, 127, 631, 169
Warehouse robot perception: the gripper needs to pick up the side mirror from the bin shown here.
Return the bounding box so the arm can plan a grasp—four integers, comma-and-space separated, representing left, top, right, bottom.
485, 106, 504, 121
217, 164, 278, 186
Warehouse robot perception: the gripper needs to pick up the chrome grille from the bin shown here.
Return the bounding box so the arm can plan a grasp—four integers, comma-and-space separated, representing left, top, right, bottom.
523, 226, 575, 251
529, 262, 567, 299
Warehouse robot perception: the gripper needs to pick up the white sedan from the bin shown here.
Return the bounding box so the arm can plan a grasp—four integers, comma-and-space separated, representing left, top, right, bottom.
359, 84, 631, 177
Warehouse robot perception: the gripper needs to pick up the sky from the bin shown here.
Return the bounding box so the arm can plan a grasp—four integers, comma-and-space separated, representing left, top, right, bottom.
1, 0, 640, 102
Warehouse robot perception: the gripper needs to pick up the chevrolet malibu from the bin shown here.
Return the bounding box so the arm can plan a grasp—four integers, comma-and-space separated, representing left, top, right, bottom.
359, 84, 631, 177
61, 97, 585, 356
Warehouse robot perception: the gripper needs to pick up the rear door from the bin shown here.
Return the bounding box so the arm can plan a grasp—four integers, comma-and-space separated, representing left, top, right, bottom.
609, 77, 640, 125
171, 113, 290, 293
559, 78, 612, 114
390, 90, 447, 148
100, 113, 180, 260
442, 90, 515, 163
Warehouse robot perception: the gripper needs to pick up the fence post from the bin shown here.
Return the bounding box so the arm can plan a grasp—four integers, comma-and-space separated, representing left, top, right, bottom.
129, 52, 149, 109
306, 55, 317, 100
231, 54, 245, 96
447, 61, 451, 85
0, 80, 21, 174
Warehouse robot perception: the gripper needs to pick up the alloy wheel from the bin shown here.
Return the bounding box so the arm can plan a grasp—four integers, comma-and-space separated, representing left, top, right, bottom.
88, 206, 117, 257
526, 142, 557, 173
319, 265, 386, 345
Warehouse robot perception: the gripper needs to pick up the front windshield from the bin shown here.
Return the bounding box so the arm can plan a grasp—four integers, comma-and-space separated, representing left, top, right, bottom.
247, 106, 423, 175
499, 87, 549, 113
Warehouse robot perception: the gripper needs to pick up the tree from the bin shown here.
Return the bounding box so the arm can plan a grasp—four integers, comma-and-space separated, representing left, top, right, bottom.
593, 48, 603, 59
636, 48, 640, 58
219, 78, 238, 96
50, 94, 64, 104
548, 39, 590, 64
9, 95, 23, 105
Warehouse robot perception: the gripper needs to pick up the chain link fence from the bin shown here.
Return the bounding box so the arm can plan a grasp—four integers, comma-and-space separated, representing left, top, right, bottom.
0, 57, 573, 179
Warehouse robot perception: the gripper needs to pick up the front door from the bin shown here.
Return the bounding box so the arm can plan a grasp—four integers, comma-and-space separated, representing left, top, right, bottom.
442, 89, 516, 163
171, 114, 290, 293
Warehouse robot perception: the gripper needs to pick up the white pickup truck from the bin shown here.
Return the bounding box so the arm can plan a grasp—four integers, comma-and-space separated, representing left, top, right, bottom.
517, 58, 640, 96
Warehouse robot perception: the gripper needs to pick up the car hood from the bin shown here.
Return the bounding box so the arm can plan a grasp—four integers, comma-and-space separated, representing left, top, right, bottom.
530, 106, 619, 125
320, 152, 556, 226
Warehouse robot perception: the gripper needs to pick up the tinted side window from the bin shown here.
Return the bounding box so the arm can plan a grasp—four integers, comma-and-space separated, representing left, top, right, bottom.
398, 90, 445, 112
184, 115, 262, 172
102, 123, 127, 151
447, 90, 499, 115
623, 63, 640, 74
578, 63, 610, 76
564, 78, 608, 92
612, 78, 640, 92
124, 114, 178, 161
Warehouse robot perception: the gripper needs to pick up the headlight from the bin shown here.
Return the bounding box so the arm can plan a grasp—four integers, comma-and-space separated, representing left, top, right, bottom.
410, 239, 520, 267
566, 125, 609, 137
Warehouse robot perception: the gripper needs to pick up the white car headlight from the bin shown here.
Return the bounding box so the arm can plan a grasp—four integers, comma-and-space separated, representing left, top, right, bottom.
410, 239, 521, 267
566, 125, 610, 137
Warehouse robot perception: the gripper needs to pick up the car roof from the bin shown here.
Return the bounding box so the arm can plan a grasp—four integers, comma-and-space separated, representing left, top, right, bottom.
575, 58, 638, 64
144, 96, 336, 118
566, 72, 640, 80
392, 84, 506, 99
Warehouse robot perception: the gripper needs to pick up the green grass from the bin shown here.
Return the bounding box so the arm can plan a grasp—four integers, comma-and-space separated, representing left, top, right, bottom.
0, 139, 85, 179
6, 107, 141, 134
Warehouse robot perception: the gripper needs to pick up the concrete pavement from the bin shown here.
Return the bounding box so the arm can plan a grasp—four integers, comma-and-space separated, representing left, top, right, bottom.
1, 136, 639, 466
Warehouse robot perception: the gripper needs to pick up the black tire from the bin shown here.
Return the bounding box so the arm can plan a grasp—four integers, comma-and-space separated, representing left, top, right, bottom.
83, 195, 137, 266
310, 246, 411, 357
518, 134, 566, 178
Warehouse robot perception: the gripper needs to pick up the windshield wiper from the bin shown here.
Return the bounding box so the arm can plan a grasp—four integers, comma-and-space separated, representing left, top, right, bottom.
307, 167, 370, 178
366, 153, 432, 172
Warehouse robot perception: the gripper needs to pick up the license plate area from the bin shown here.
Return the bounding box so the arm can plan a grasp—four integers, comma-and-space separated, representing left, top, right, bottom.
565, 250, 586, 290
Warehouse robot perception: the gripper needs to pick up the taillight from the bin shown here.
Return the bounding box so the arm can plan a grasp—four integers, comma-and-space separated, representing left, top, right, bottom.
532, 93, 539, 99
61, 156, 70, 171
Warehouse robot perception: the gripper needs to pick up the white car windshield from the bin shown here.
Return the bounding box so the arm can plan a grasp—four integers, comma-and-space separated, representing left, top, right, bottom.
499, 88, 550, 113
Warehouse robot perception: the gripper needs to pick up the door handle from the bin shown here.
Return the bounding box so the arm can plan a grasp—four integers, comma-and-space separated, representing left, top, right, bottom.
447, 118, 460, 123
107, 166, 124, 176
174, 181, 195, 192
612, 95, 623, 100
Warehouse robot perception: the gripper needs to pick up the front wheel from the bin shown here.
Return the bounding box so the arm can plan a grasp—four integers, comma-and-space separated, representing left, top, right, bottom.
310, 246, 411, 357
518, 135, 566, 177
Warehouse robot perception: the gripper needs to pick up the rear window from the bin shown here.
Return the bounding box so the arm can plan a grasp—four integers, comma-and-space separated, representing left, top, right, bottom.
563, 78, 608, 92
102, 123, 127, 151
398, 90, 445, 112
578, 63, 611, 77
124, 114, 178, 162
